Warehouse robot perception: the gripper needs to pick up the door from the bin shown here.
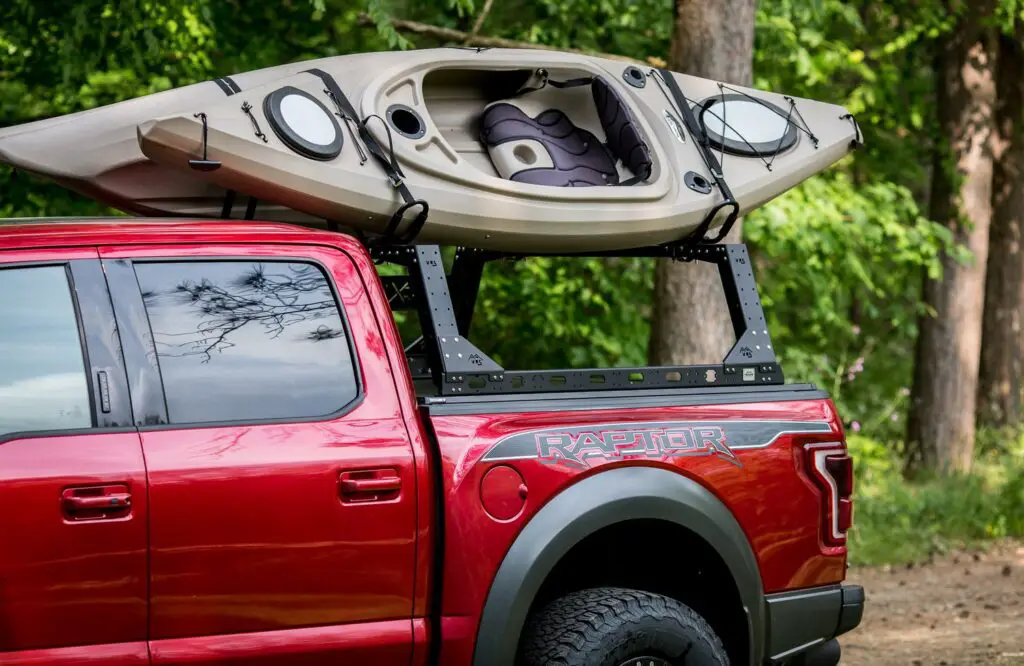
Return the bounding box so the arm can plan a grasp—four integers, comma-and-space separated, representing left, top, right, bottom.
0, 250, 148, 666
99, 244, 417, 665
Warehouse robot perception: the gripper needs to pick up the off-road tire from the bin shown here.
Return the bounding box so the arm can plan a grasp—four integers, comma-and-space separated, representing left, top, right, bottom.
517, 587, 729, 666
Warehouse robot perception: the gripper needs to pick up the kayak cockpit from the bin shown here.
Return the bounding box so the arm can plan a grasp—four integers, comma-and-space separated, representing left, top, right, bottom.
421, 66, 653, 187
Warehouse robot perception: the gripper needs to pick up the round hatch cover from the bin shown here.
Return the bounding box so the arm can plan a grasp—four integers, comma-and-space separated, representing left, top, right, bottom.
697, 93, 798, 157
263, 86, 343, 161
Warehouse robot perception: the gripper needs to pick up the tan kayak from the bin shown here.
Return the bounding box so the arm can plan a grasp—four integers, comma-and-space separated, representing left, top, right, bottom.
0, 60, 324, 223
2, 48, 859, 251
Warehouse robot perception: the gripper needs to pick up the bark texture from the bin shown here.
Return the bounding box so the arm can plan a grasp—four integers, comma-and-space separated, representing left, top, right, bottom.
649, 0, 756, 366
907, 4, 997, 475
978, 29, 1024, 429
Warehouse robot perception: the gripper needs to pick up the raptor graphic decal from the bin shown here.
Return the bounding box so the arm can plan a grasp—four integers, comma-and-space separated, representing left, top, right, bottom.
480, 420, 834, 469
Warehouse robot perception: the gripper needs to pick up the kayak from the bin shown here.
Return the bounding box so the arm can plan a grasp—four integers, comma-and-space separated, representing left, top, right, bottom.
0, 59, 326, 223
0, 48, 859, 251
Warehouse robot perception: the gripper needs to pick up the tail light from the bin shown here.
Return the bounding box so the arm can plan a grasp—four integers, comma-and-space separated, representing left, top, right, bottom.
803, 443, 854, 547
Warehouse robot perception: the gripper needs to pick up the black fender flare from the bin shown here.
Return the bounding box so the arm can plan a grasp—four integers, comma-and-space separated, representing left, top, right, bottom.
472, 466, 765, 666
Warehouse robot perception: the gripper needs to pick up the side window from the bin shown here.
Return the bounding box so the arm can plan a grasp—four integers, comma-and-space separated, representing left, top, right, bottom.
134, 260, 359, 424
0, 266, 92, 436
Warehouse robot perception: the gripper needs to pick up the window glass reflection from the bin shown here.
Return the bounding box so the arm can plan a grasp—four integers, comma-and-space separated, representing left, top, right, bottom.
135, 261, 358, 424
0, 266, 91, 436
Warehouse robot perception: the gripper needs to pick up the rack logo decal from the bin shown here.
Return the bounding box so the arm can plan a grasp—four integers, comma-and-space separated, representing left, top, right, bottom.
480, 420, 833, 469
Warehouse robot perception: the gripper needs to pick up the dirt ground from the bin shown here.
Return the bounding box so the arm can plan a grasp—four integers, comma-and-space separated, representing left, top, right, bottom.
840, 539, 1024, 665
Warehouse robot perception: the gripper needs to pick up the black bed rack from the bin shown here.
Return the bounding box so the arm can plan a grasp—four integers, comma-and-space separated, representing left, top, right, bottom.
371, 241, 783, 397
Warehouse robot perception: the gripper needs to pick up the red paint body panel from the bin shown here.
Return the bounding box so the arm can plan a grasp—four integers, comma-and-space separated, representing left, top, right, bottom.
0, 432, 149, 652
0, 642, 149, 665
0, 246, 148, 655
429, 399, 846, 665
148, 620, 411, 664
97, 243, 419, 658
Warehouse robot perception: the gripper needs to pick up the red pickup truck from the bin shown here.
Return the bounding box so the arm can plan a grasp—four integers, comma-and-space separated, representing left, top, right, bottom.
0, 218, 862, 666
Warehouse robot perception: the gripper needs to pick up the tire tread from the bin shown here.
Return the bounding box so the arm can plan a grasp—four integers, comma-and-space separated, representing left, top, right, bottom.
518, 587, 729, 666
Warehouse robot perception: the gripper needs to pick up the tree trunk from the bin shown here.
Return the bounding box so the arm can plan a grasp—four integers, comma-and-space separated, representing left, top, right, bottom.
906, 3, 997, 475
978, 28, 1024, 429
648, 0, 756, 366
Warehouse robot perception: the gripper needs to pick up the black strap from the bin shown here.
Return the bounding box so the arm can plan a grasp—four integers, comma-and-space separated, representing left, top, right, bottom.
617, 173, 647, 187
213, 78, 234, 96
213, 77, 241, 96
548, 76, 595, 89
220, 189, 237, 218
304, 67, 429, 242
515, 69, 594, 96
656, 69, 740, 244
841, 113, 863, 150
244, 197, 258, 220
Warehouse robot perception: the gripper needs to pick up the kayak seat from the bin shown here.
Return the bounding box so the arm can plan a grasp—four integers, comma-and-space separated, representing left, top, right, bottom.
479, 76, 652, 187
479, 104, 619, 186
592, 76, 653, 182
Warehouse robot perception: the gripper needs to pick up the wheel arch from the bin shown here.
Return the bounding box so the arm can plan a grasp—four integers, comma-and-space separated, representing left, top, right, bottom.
472, 466, 766, 666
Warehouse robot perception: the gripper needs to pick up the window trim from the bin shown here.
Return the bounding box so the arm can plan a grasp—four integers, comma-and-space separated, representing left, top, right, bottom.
0, 259, 133, 444
107, 254, 366, 431
69, 259, 136, 428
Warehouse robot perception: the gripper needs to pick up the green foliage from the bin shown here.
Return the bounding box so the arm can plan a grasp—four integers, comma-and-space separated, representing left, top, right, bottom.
472, 257, 654, 369
847, 434, 1024, 566
381, 0, 672, 59
744, 173, 952, 439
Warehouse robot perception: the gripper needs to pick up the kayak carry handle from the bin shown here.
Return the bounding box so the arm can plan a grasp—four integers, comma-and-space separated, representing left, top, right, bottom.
188, 112, 222, 172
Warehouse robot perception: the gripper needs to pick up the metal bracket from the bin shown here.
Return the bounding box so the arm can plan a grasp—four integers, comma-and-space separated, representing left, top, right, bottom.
405, 246, 503, 394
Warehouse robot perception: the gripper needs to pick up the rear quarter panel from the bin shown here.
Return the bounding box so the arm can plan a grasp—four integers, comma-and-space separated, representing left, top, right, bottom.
428, 396, 845, 665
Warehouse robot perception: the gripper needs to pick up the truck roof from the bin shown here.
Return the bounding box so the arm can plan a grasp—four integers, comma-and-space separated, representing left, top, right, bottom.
0, 216, 363, 252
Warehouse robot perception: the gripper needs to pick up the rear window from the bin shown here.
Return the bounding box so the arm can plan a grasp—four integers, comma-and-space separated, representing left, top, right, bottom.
0, 266, 92, 436
135, 260, 359, 424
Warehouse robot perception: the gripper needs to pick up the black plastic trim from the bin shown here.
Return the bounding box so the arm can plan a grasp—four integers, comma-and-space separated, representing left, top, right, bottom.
836, 584, 865, 637
765, 585, 842, 662
102, 258, 170, 426
263, 86, 343, 161
623, 65, 647, 88
764, 583, 863, 663
103, 254, 365, 431
386, 103, 427, 140
472, 466, 765, 666
0, 426, 138, 447
422, 384, 827, 415
789, 640, 841, 666
64, 263, 98, 425
698, 93, 799, 157
685, 170, 714, 194
69, 260, 134, 428
418, 411, 447, 666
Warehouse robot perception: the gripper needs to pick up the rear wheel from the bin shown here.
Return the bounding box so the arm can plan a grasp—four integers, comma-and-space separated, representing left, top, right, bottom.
517, 587, 729, 666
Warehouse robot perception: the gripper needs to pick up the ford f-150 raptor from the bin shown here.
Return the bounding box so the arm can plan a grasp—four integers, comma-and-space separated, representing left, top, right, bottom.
0, 218, 863, 666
